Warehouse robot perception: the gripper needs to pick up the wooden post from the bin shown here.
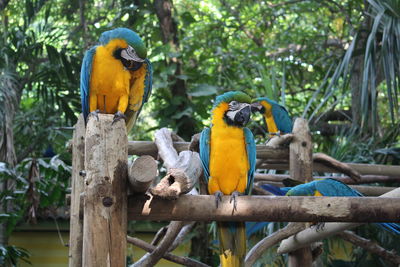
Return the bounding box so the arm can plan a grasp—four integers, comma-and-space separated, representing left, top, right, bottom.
128, 155, 158, 194
288, 118, 313, 267
69, 115, 85, 267
82, 114, 128, 267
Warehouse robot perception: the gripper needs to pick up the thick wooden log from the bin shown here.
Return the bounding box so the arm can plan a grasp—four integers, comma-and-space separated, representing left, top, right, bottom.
68, 115, 85, 267
277, 187, 400, 254
82, 114, 128, 267
289, 118, 313, 267
128, 195, 400, 222
128, 155, 158, 193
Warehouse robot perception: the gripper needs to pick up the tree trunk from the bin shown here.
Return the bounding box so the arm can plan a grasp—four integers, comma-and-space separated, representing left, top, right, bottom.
154, 0, 198, 140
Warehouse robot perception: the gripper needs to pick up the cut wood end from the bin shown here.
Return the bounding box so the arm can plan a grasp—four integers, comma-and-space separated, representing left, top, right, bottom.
149, 171, 190, 199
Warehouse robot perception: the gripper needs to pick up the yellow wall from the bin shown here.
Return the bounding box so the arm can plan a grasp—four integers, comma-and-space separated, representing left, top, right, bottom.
10, 231, 190, 267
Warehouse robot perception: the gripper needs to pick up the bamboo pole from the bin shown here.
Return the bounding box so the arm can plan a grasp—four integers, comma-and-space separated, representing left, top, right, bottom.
128, 194, 400, 222
288, 118, 313, 267
82, 114, 128, 267
68, 115, 85, 267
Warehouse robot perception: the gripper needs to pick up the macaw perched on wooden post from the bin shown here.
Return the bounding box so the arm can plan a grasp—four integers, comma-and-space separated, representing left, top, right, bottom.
251, 97, 293, 137
199, 91, 256, 267
80, 28, 152, 131
261, 179, 400, 235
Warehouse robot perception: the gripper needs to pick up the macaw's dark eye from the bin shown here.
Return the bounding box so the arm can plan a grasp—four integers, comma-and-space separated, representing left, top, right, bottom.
229, 101, 239, 110
121, 58, 143, 71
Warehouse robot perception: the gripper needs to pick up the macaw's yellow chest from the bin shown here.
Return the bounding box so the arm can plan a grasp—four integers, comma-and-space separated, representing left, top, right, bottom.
208, 125, 249, 195
90, 44, 131, 114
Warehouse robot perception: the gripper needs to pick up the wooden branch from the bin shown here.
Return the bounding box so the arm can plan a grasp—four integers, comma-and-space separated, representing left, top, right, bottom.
150, 128, 202, 199
128, 140, 400, 177
132, 221, 185, 267
68, 115, 85, 267
128, 194, 400, 222
277, 187, 400, 254
169, 221, 196, 252
259, 162, 400, 177
245, 223, 306, 267
127, 236, 210, 267
265, 134, 294, 148
337, 231, 400, 265
128, 155, 158, 194
289, 117, 313, 266
313, 152, 361, 182
254, 173, 400, 185
82, 114, 127, 266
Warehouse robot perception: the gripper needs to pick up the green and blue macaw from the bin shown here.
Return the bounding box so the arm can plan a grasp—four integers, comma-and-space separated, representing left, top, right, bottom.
199, 91, 256, 267
261, 179, 400, 234
80, 28, 152, 131
251, 97, 292, 137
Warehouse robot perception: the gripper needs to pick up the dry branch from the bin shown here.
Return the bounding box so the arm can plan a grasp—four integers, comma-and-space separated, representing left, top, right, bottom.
254, 173, 400, 185
128, 155, 158, 193
277, 187, 400, 254
150, 128, 202, 199
265, 134, 294, 148
128, 194, 400, 222
132, 221, 185, 267
82, 114, 127, 266
245, 223, 306, 267
313, 152, 361, 182
127, 236, 210, 267
338, 231, 400, 265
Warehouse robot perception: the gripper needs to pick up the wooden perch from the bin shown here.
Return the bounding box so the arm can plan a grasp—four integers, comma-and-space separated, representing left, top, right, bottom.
338, 231, 400, 265
68, 115, 85, 267
313, 152, 361, 182
149, 128, 202, 199
245, 223, 306, 267
128, 155, 158, 193
82, 114, 128, 267
128, 140, 400, 177
127, 236, 210, 267
254, 173, 400, 185
277, 187, 400, 254
265, 133, 294, 148
128, 194, 400, 222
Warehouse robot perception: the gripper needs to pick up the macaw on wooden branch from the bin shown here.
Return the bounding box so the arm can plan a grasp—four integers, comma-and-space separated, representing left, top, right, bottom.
251, 97, 293, 137
261, 178, 400, 235
80, 28, 152, 131
199, 91, 256, 267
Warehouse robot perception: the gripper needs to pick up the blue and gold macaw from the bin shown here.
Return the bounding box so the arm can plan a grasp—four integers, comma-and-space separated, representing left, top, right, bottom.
199, 91, 256, 267
251, 97, 292, 137
261, 179, 400, 234
80, 28, 152, 131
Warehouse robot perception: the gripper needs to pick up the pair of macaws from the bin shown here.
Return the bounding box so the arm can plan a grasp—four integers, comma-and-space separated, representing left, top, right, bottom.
198, 91, 293, 267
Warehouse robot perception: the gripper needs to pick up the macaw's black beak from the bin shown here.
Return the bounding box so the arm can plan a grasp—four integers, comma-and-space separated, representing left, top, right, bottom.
234, 105, 251, 126
251, 102, 263, 113
120, 46, 145, 71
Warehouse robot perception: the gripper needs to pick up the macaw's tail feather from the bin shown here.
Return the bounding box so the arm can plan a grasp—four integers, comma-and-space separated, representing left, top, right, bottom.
217, 222, 246, 267
377, 223, 400, 235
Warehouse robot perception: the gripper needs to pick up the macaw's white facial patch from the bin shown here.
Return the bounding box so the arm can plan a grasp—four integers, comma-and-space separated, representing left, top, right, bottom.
226, 101, 250, 121
121, 46, 144, 62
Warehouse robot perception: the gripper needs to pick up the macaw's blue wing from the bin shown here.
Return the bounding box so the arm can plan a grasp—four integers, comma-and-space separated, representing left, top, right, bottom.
246, 221, 271, 237
315, 179, 363, 197
80, 46, 97, 123
143, 59, 153, 104
199, 128, 211, 182
271, 104, 293, 133
260, 184, 291, 196
244, 128, 256, 195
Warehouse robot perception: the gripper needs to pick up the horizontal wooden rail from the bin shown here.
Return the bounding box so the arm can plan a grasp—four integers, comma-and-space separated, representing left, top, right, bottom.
128, 195, 400, 222
128, 141, 400, 176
